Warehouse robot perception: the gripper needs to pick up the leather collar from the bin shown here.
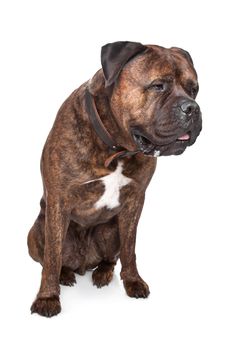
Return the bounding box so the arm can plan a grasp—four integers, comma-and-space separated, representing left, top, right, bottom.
85, 88, 140, 167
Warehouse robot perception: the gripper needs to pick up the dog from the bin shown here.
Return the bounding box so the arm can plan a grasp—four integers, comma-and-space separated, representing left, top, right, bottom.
27, 41, 202, 317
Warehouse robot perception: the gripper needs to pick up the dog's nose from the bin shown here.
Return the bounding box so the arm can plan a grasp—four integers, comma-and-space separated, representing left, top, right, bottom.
180, 100, 199, 118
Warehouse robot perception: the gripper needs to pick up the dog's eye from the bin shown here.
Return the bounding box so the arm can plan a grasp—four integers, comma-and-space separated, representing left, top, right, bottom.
185, 81, 199, 98
153, 83, 164, 91
149, 83, 165, 91
190, 86, 198, 98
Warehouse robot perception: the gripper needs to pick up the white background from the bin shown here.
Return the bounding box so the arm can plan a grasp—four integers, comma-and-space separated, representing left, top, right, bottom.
0, 0, 232, 349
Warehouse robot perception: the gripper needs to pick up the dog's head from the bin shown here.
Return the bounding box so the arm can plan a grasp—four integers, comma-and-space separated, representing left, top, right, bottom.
101, 41, 202, 156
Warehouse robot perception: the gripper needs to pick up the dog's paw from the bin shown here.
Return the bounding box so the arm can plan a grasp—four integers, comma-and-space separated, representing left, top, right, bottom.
60, 267, 76, 286
31, 296, 61, 317
92, 265, 114, 288
123, 279, 150, 298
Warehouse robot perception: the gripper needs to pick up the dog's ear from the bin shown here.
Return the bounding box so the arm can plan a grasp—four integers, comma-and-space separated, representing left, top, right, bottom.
170, 47, 194, 66
101, 41, 147, 87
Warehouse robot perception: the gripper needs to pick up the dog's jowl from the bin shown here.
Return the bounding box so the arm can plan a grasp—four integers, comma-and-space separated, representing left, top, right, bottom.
27, 41, 202, 317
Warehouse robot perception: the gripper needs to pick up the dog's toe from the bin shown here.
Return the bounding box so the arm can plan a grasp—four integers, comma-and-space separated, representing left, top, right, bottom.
92, 263, 114, 288
59, 266, 76, 286
123, 279, 150, 298
31, 296, 61, 317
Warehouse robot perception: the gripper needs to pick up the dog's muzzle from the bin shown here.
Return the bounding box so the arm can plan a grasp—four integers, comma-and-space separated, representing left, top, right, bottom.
175, 98, 200, 128
132, 98, 202, 157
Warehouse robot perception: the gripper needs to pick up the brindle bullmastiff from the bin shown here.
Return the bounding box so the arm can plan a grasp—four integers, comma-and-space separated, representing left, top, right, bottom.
28, 41, 202, 317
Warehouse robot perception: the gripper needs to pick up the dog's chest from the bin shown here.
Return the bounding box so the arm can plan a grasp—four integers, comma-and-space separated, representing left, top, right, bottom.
90, 161, 132, 210
71, 161, 132, 225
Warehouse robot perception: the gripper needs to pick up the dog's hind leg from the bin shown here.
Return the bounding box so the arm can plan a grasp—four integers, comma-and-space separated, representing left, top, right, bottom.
92, 261, 116, 288
28, 199, 77, 287
91, 217, 120, 288
28, 221, 76, 287
27, 198, 45, 265
59, 266, 76, 286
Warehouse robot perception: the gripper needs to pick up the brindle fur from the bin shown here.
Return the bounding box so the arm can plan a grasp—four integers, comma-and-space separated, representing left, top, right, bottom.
28, 42, 201, 317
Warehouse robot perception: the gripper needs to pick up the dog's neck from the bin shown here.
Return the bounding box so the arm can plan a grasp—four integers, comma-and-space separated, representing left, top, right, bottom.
87, 69, 135, 151
86, 70, 139, 166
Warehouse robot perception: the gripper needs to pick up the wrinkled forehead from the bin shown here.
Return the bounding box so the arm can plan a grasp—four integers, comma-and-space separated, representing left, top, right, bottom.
122, 46, 197, 85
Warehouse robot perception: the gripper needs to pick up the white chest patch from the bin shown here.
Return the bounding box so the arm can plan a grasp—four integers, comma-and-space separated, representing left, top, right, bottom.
85, 161, 132, 210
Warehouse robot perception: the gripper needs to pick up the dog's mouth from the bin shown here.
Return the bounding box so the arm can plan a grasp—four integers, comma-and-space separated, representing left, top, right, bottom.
132, 129, 191, 157
176, 133, 190, 141
132, 131, 157, 155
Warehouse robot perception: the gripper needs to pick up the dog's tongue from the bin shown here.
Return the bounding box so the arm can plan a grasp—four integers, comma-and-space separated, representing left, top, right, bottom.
177, 133, 190, 141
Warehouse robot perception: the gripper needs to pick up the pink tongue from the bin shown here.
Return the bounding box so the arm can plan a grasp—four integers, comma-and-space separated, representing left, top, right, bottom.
178, 133, 190, 141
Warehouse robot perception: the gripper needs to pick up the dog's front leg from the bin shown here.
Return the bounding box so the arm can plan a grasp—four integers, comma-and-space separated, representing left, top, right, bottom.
118, 194, 150, 298
31, 195, 70, 317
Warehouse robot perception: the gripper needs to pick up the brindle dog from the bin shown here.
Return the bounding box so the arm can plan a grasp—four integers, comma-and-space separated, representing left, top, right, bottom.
28, 41, 202, 317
